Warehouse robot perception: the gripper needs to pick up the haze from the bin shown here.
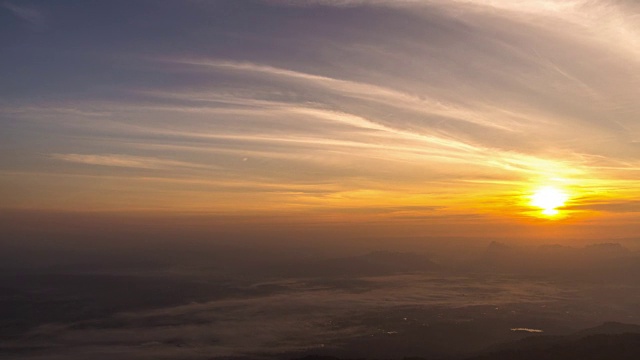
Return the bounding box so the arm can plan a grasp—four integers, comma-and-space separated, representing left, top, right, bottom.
1, 1, 639, 359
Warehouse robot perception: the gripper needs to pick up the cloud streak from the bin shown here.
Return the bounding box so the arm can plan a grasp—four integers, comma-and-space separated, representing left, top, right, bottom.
0, 0, 638, 230
50, 153, 211, 170
2, 1, 45, 29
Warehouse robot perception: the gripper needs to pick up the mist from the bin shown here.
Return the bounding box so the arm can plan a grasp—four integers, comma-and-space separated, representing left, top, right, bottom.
2, 0, 640, 358
2, 211, 640, 359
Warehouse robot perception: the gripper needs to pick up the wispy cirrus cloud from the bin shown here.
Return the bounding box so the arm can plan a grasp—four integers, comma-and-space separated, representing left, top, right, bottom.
50, 154, 211, 171
2, 1, 45, 29
0, 0, 638, 226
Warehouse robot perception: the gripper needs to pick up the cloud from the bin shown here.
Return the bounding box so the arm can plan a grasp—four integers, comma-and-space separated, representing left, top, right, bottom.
2, 1, 45, 29
166, 58, 524, 133
2, 274, 574, 359
0, 0, 638, 222
566, 200, 640, 213
50, 154, 211, 171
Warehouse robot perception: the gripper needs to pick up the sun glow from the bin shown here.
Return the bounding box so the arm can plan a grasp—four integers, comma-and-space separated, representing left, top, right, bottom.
531, 186, 569, 217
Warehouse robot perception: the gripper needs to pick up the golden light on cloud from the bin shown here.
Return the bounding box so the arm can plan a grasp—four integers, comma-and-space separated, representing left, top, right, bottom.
530, 186, 569, 217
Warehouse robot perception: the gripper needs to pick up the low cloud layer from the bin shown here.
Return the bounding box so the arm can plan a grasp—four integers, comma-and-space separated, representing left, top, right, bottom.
3, 271, 639, 359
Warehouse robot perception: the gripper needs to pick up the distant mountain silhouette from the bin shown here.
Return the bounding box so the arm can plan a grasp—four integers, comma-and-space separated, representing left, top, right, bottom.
472, 241, 640, 279
292, 251, 439, 277
583, 243, 629, 255
485, 241, 511, 252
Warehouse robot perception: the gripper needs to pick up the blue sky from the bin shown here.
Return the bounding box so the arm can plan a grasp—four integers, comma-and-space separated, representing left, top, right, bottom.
1, 0, 639, 238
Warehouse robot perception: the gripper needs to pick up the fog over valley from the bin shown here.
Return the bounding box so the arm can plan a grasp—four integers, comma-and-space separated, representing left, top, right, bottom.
2, 0, 640, 358
2, 229, 640, 359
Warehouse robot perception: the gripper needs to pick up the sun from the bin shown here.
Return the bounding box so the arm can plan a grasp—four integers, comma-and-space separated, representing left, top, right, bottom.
530, 186, 569, 216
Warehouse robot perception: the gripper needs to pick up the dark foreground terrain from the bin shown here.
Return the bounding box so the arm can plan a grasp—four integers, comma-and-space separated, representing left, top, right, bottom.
295, 323, 640, 360
286, 323, 640, 360
1, 242, 640, 359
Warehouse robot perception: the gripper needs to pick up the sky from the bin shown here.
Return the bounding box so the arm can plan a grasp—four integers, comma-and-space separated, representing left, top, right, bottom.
1, 0, 640, 242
